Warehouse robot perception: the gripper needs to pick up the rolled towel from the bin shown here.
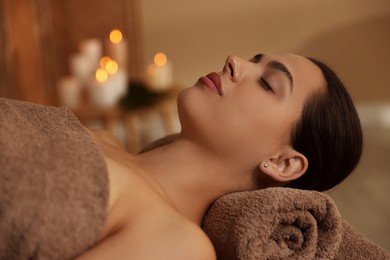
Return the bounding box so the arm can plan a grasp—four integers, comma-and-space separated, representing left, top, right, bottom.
202, 187, 343, 260
0, 98, 109, 260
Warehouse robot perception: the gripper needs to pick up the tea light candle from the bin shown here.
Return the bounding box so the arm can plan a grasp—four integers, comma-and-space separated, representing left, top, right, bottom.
88, 68, 118, 108
107, 29, 128, 70
111, 69, 128, 98
69, 53, 95, 83
147, 52, 173, 91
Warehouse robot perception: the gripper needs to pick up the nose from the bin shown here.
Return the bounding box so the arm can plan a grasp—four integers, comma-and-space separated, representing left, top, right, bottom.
224, 55, 240, 82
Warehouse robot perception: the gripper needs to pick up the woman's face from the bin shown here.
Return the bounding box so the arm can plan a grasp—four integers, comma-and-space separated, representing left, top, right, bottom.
177, 53, 324, 167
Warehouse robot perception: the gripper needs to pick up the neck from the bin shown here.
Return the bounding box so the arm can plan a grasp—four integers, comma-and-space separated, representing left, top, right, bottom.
133, 135, 249, 225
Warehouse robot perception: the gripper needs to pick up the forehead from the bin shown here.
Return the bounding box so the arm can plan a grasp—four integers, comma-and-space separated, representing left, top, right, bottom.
264, 53, 325, 94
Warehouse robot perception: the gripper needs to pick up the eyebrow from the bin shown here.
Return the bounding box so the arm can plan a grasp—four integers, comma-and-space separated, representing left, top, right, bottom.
252, 54, 294, 92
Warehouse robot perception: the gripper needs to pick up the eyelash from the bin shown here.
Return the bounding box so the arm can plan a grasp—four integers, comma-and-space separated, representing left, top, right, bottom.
259, 77, 274, 93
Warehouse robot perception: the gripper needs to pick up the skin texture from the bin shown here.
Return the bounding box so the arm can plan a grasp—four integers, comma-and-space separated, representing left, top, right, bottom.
75, 53, 325, 260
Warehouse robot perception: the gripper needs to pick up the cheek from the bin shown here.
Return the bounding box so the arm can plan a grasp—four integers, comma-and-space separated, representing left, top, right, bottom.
224, 95, 295, 151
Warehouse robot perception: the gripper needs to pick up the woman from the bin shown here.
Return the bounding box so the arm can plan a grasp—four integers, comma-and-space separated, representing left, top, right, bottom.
77, 52, 362, 259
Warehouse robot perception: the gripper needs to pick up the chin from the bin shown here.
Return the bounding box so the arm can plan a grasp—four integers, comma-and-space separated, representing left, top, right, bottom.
177, 88, 197, 131
176, 86, 204, 125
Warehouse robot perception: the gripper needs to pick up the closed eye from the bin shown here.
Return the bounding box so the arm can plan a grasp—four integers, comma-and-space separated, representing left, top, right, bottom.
259, 77, 274, 93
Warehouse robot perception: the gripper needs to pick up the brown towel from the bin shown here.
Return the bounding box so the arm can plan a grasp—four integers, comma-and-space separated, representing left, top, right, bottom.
334, 220, 390, 260
0, 98, 109, 260
202, 187, 390, 260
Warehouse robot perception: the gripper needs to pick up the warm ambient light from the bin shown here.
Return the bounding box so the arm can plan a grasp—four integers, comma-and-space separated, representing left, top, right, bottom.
95, 68, 108, 83
148, 64, 159, 76
154, 52, 167, 66
110, 29, 123, 44
99, 56, 118, 75
99, 56, 111, 68
105, 60, 119, 75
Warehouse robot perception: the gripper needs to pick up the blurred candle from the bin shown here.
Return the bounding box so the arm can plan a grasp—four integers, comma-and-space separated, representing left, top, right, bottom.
100, 56, 112, 69
79, 38, 102, 68
111, 69, 128, 98
88, 68, 117, 108
96, 68, 108, 83
69, 53, 95, 83
104, 59, 119, 75
87, 64, 128, 108
57, 76, 82, 109
147, 52, 173, 91
107, 29, 128, 70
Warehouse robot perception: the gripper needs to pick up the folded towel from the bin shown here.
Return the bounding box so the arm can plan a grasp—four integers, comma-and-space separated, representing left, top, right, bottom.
0, 98, 109, 260
202, 187, 390, 260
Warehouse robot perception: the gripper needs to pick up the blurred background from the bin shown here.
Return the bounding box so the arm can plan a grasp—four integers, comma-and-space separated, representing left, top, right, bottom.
0, 0, 389, 250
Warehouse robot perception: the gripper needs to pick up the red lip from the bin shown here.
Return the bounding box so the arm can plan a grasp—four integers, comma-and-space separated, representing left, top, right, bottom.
200, 72, 222, 96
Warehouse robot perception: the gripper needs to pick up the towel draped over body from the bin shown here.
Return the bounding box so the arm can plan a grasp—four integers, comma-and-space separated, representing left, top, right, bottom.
0, 98, 109, 260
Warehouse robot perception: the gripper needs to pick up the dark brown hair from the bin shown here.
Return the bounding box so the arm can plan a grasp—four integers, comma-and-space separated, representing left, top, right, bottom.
288, 58, 363, 191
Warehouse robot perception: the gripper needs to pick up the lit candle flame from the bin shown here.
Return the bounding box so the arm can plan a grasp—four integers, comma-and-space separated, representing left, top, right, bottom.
110, 29, 123, 44
105, 60, 119, 75
100, 56, 112, 68
154, 52, 167, 66
96, 68, 108, 83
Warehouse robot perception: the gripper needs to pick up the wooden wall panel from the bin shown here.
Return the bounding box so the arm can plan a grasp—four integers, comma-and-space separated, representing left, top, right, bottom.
1, 0, 48, 104
0, 0, 12, 98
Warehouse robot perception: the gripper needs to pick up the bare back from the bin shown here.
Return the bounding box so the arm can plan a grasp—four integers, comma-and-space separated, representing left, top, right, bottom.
76, 130, 216, 260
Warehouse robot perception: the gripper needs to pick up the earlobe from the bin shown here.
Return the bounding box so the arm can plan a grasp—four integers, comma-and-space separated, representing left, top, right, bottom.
259, 152, 308, 183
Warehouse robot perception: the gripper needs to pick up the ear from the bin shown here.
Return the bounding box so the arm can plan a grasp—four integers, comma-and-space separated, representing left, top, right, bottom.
259, 148, 308, 183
